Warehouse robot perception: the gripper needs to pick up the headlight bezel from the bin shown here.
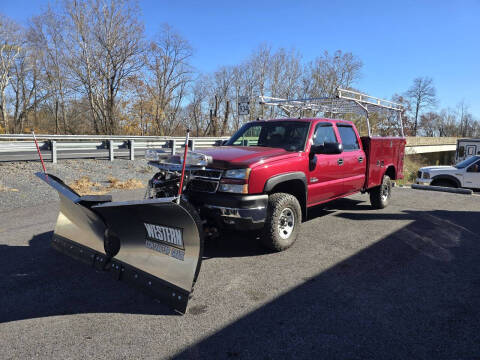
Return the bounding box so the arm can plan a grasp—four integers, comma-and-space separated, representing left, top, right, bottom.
219, 168, 251, 194
223, 168, 251, 180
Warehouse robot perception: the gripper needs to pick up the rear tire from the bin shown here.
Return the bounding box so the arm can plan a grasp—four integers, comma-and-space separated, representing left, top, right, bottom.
370, 175, 392, 209
262, 193, 302, 252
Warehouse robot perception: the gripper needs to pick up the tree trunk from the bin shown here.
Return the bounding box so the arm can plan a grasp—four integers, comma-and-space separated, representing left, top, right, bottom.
414, 103, 420, 136
1, 95, 7, 133
221, 100, 230, 136
210, 95, 219, 136
55, 100, 59, 134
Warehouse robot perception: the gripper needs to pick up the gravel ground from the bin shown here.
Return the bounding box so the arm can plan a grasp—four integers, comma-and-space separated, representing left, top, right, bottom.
0, 159, 155, 209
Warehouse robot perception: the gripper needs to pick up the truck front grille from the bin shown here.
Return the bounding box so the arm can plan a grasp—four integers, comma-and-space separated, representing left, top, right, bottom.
188, 168, 223, 193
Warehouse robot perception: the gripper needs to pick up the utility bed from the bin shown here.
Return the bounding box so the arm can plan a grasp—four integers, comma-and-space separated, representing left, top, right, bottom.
361, 137, 406, 190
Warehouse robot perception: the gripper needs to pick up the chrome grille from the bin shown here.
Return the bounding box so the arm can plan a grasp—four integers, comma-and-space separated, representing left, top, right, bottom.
188, 168, 223, 193
191, 169, 222, 179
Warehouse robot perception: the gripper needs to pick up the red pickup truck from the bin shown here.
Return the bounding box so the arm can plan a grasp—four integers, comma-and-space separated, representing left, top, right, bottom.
150, 118, 406, 251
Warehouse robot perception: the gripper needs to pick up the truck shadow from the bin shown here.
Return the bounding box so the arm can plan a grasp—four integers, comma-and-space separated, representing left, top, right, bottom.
177, 208, 480, 359
203, 198, 368, 259
0, 231, 172, 323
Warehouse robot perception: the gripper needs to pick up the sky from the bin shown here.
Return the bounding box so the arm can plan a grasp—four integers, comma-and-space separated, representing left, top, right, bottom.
2, 0, 480, 117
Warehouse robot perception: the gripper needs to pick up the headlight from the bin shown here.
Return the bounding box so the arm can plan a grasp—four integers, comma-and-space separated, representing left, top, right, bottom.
218, 183, 248, 194
145, 149, 159, 161
220, 168, 251, 193
223, 168, 251, 179
423, 172, 430, 179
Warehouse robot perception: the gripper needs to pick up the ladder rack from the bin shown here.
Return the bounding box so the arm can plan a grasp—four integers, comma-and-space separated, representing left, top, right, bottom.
259, 88, 404, 137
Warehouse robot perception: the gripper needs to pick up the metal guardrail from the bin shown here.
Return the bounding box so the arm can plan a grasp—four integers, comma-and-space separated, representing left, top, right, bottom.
0, 135, 229, 163
0, 134, 458, 163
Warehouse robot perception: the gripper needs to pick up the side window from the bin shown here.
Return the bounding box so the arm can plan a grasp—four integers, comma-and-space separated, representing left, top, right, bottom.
458, 146, 465, 158
467, 161, 480, 173
232, 125, 260, 146
313, 124, 337, 146
337, 125, 360, 151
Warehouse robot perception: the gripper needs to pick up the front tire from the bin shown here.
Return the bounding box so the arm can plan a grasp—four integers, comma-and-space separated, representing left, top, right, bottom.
370, 175, 392, 209
262, 193, 302, 251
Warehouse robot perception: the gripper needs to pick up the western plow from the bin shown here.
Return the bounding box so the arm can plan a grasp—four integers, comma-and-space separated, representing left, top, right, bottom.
37, 131, 206, 314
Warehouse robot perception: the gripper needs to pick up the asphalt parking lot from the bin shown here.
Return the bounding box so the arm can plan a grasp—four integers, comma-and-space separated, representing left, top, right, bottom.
1, 187, 479, 359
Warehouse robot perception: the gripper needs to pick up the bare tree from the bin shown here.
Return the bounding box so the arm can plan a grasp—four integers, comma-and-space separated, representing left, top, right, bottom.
419, 112, 442, 137
211, 66, 233, 135
438, 108, 459, 137
268, 48, 301, 117
9, 41, 51, 133
456, 100, 474, 137
64, 0, 144, 134
405, 76, 437, 136
29, 8, 72, 133
304, 50, 362, 99
186, 76, 208, 136
0, 14, 22, 133
145, 24, 193, 135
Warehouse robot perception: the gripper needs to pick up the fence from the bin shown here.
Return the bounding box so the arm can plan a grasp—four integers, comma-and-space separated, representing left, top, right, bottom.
0, 134, 229, 163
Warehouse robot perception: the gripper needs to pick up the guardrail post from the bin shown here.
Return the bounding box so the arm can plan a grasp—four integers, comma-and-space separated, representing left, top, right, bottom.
129, 139, 135, 160
190, 139, 195, 151
171, 139, 176, 155
108, 140, 114, 161
51, 140, 57, 164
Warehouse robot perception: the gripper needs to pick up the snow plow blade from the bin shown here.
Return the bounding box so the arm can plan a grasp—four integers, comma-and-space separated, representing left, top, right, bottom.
37, 173, 202, 314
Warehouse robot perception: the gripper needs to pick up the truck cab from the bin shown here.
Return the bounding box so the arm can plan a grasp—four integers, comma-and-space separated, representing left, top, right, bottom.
180, 118, 405, 251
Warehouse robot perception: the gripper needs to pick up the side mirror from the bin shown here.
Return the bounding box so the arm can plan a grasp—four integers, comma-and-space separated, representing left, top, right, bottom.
311, 142, 343, 155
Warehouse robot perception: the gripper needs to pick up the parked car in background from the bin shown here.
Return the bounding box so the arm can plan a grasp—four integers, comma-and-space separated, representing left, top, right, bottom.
456, 139, 480, 162
416, 155, 480, 189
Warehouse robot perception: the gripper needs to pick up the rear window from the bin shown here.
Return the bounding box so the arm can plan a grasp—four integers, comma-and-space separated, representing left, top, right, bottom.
337, 125, 359, 151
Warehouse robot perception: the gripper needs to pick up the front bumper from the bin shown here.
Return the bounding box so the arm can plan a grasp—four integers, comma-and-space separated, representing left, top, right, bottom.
415, 178, 432, 185
189, 192, 268, 231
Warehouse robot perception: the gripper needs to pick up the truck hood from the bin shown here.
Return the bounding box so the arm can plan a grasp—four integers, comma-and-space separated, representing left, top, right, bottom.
420, 166, 457, 173
200, 146, 293, 169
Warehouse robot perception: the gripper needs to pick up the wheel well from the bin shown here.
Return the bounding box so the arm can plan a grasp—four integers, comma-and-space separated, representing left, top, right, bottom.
431, 177, 459, 187
269, 179, 306, 221
385, 165, 396, 180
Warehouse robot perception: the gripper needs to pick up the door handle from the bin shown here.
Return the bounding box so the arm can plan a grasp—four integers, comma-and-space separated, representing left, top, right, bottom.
337, 158, 344, 166
358, 156, 364, 163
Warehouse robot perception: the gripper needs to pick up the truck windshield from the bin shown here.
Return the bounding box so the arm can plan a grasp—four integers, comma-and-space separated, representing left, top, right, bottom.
455, 155, 480, 169
225, 121, 310, 152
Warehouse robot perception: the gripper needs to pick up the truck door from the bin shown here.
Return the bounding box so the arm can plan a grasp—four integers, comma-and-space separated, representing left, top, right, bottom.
464, 159, 480, 189
308, 123, 345, 205
336, 124, 366, 194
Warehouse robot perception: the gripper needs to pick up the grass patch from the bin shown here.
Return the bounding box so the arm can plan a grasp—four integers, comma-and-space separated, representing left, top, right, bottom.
69, 176, 106, 195
69, 176, 145, 195
106, 176, 145, 190
0, 183, 19, 192
397, 155, 432, 186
